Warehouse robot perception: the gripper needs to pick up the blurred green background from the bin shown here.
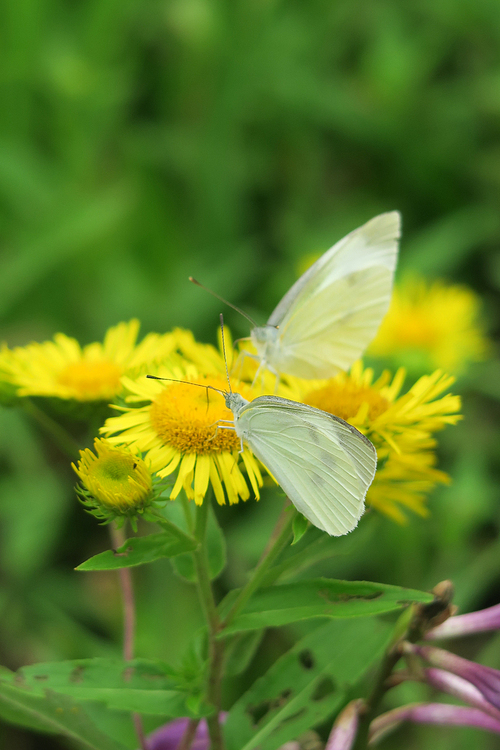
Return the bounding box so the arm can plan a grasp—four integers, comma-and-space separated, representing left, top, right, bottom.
2, 0, 500, 748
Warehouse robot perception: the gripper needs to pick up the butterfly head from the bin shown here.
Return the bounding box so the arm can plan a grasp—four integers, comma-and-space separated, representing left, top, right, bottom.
250, 324, 279, 357
224, 391, 249, 418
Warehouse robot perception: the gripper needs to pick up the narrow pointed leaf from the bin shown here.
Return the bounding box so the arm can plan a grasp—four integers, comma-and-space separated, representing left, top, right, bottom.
221, 578, 433, 634
0, 683, 129, 750
76, 533, 198, 571
0, 659, 209, 718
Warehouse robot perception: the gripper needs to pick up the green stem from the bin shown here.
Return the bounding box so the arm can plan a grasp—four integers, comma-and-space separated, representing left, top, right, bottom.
183, 497, 225, 750
109, 523, 147, 750
23, 399, 81, 459
152, 513, 198, 546
222, 502, 295, 630
354, 597, 447, 749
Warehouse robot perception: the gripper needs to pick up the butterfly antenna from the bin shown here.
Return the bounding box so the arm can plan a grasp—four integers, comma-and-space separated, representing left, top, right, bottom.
147, 375, 224, 397
189, 277, 258, 327
219, 313, 232, 394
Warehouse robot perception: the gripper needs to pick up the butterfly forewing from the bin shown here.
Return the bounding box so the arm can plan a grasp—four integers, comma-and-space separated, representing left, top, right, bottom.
235, 397, 377, 536
261, 212, 400, 379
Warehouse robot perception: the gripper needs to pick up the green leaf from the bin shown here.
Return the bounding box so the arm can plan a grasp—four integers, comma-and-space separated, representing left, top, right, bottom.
76, 532, 198, 571
224, 631, 265, 677
221, 578, 433, 635
261, 520, 376, 586
292, 513, 309, 545
173, 504, 226, 582
0, 683, 129, 750
0, 659, 209, 718
224, 616, 393, 750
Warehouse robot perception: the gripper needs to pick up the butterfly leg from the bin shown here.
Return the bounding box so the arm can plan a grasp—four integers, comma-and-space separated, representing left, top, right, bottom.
250, 359, 266, 390
208, 420, 235, 442
233, 349, 260, 383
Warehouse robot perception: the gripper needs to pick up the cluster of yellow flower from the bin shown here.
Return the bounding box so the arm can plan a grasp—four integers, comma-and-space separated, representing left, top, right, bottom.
0, 271, 484, 526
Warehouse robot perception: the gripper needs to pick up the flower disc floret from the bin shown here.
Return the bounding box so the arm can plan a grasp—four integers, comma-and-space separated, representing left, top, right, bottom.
150, 379, 243, 455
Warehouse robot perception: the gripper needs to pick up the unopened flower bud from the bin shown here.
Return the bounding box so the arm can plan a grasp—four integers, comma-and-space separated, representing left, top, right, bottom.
73, 439, 155, 525
426, 603, 500, 640
326, 700, 364, 750
406, 643, 500, 712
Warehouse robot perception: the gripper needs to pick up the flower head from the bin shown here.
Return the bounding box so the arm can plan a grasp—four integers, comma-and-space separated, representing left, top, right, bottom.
100, 344, 264, 507
369, 275, 490, 375
286, 362, 461, 522
73, 439, 157, 526
0, 321, 176, 403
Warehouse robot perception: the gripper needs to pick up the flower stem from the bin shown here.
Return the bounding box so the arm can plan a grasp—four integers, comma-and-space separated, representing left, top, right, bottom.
222, 501, 295, 630
23, 399, 81, 459
109, 523, 147, 750
354, 587, 454, 749
177, 719, 200, 750
189, 498, 225, 750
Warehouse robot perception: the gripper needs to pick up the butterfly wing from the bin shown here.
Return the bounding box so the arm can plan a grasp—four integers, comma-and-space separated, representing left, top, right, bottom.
236, 396, 377, 536
266, 212, 400, 378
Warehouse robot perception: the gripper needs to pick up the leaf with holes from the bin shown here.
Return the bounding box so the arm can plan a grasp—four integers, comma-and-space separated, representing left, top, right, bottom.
221, 578, 433, 634
0, 659, 209, 717
224, 617, 392, 750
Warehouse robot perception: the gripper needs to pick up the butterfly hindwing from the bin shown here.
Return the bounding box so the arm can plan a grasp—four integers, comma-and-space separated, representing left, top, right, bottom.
235, 396, 377, 536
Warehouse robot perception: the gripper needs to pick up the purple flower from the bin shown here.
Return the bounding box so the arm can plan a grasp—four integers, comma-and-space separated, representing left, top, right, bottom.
426, 603, 500, 639
423, 667, 500, 720
405, 643, 500, 712
369, 703, 500, 745
325, 700, 364, 750
146, 718, 211, 750
145, 715, 299, 750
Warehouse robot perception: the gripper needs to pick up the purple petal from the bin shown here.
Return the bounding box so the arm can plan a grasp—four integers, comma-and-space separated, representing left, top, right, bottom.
413, 644, 500, 711
146, 719, 209, 750
325, 700, 364, 750
426, 604, 500, 639
424, 668, 500, 720
369, 703, 500, 744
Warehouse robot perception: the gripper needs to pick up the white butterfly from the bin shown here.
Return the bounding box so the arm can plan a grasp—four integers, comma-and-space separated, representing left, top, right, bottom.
221, 391, 377, 536
249, 212, 401, 380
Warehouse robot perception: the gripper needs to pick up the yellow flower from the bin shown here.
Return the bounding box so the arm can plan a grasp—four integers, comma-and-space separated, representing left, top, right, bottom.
73, 439, 155, 524
369, 276, 490, 375
100, 347, 264, 507
286, 361, 462, 523
0, 321, 176, 402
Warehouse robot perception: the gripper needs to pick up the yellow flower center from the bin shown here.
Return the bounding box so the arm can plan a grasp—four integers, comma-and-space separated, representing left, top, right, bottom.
57, 360, 122, 400
150, 377, 252, 454
304, 380, 389, 421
